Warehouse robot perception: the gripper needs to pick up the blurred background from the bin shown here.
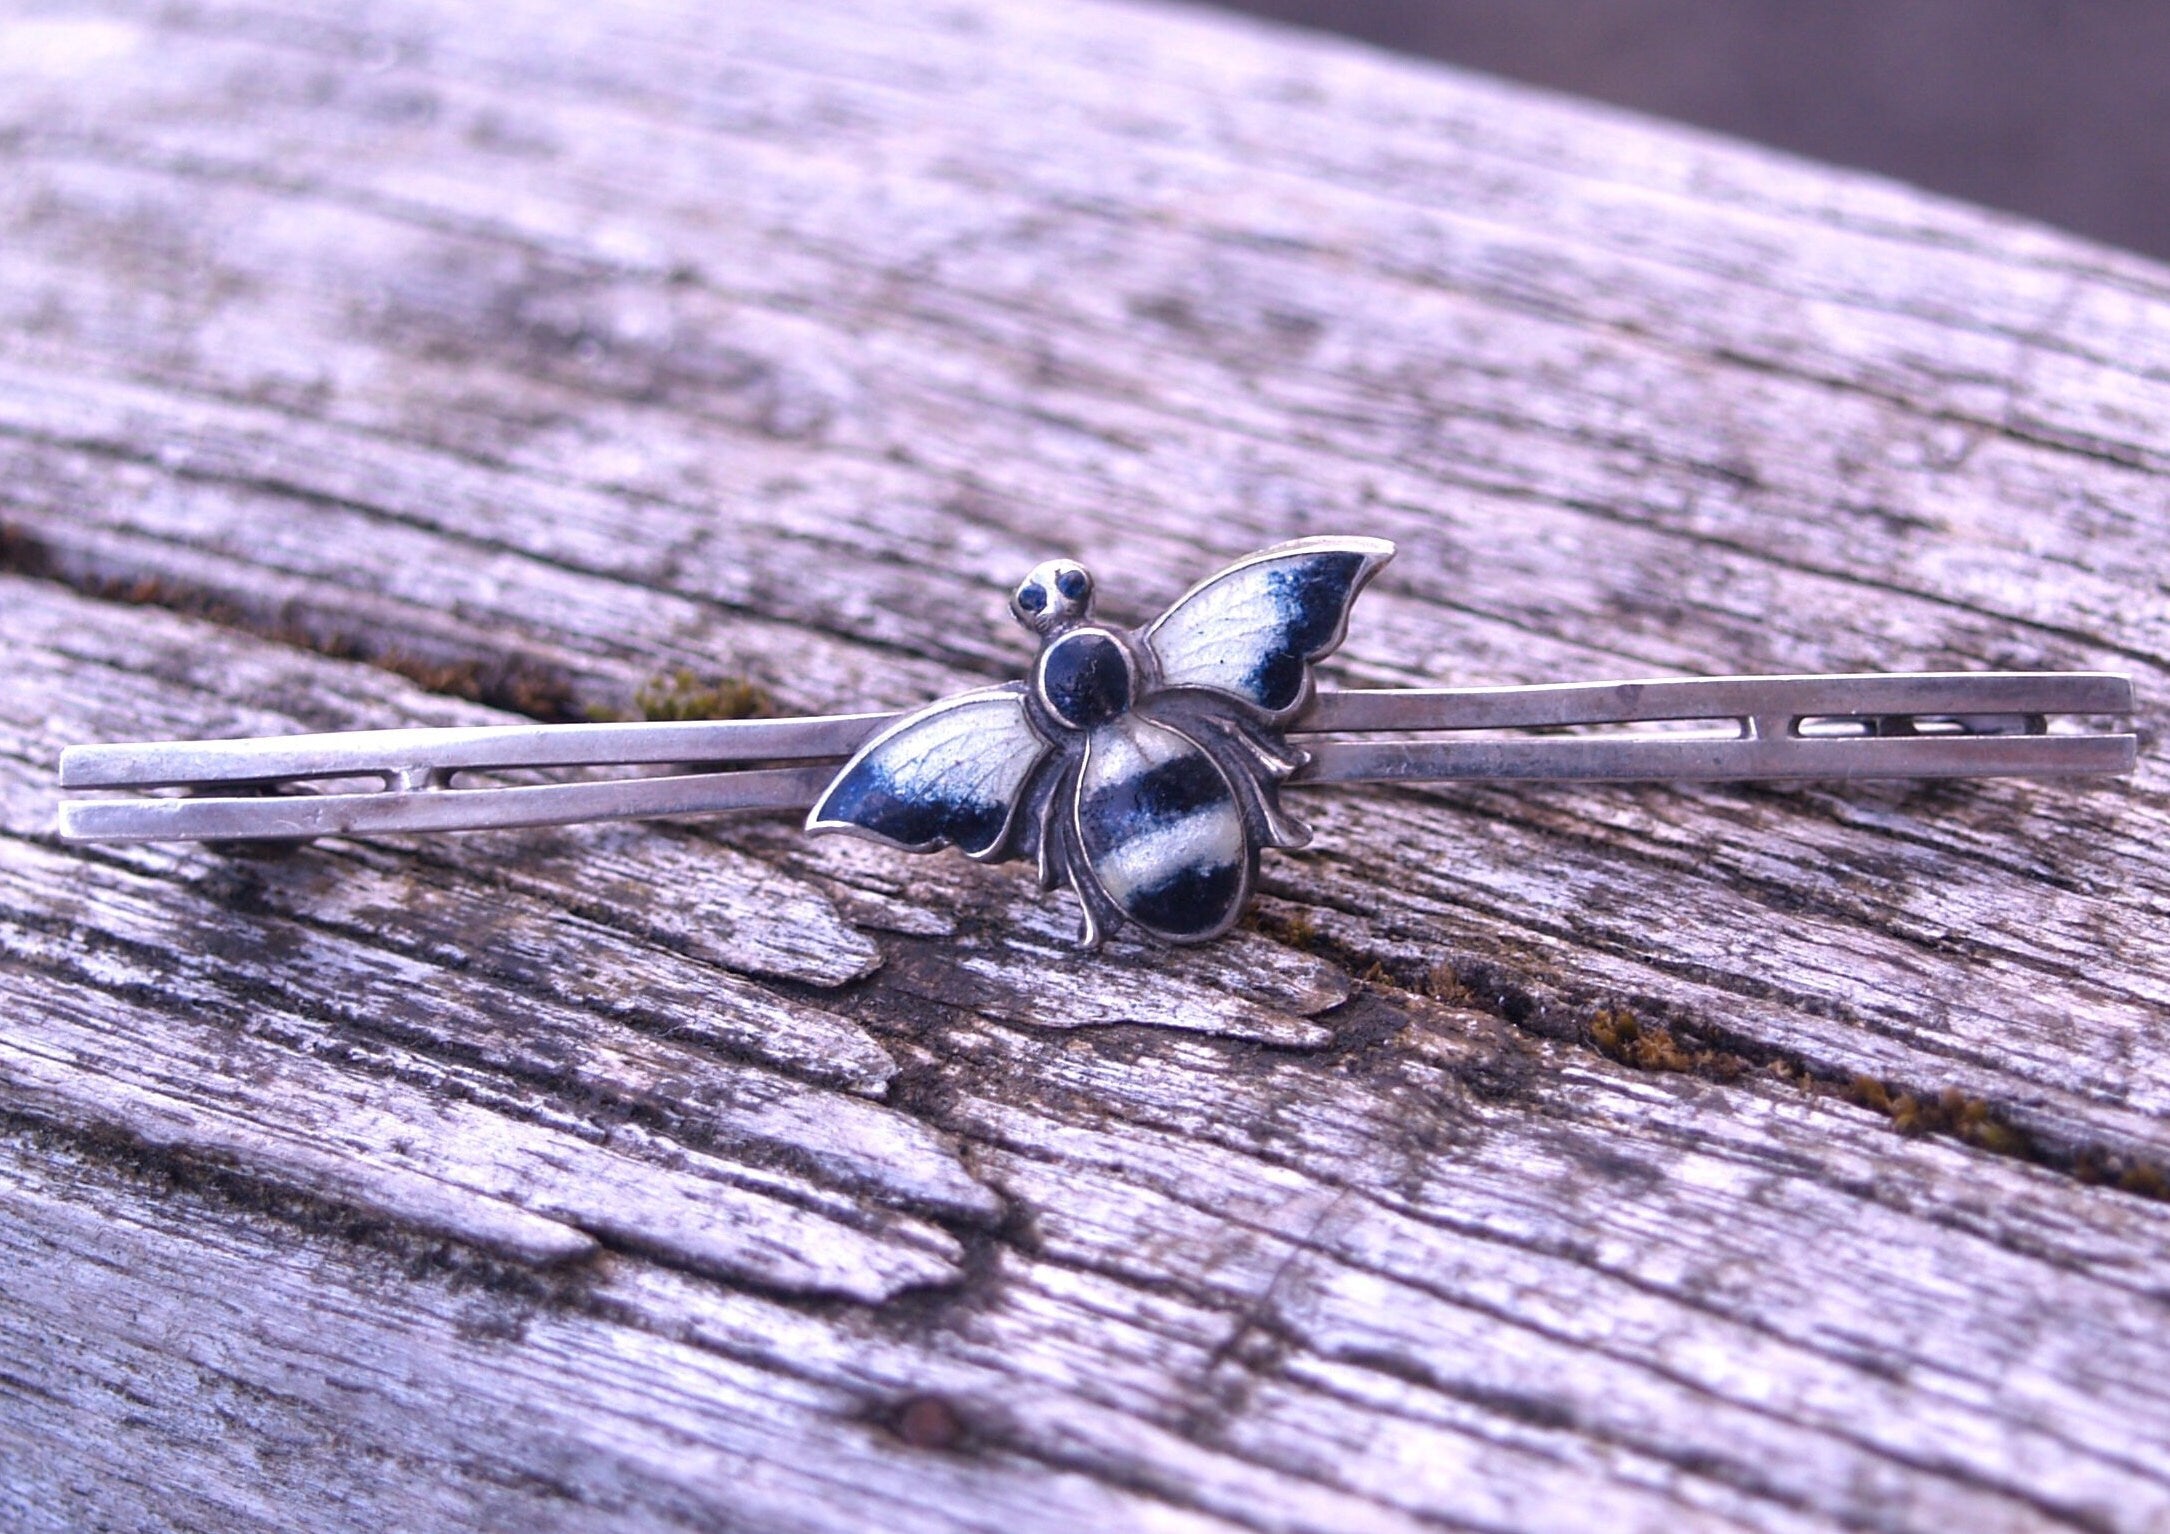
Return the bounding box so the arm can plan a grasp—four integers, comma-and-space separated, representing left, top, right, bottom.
1212, 0, 2170, 261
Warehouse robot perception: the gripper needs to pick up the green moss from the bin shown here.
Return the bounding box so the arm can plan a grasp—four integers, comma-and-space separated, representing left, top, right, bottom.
1587, 1006, 1746, 1079
2119, 1163, 2170, 1199
1241, 904, 1319, 953
1421, 964, 1477, 1006
628, 667, 775, 723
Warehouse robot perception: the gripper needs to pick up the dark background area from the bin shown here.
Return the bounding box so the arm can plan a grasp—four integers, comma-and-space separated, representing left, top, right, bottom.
1211, 0, 2170, 262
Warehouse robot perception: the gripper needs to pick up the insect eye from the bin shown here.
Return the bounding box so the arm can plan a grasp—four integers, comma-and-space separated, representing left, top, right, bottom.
1055, 568, 1090, 602
1016, 582, 1047, 614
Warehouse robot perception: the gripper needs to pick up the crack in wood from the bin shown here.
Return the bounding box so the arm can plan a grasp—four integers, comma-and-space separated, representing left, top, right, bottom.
0, 516, 588, 722
1246, 901, 2170, 1211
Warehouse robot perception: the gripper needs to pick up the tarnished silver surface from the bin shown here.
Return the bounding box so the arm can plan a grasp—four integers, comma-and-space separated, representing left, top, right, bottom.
54, 537, 2138, 946
1296, 672, 2137, 786
58, 764, 839, 845
58, 713, 894, 790
58, 674, 2136, 835
1298, 671, 2133, 734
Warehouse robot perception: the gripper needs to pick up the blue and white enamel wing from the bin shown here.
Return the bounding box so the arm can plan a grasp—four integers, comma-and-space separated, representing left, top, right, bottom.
807, 537, 1394, 947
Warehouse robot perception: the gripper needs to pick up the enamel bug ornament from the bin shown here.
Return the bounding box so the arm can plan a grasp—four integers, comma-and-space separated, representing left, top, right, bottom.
58, 535, 2134, 948
806, 536, 1394, 947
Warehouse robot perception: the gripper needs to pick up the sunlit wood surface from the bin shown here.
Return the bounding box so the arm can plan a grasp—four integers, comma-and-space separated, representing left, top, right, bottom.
2, 2, 2166, 1529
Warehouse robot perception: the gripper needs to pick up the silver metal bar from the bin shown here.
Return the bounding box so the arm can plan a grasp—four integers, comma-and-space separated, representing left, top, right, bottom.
57, 673, 2129, 792
1296, 672, 2133, 734
1299, 731, 2137, 787
53, 671, 2134, 845
57, 713, 894, 790
1295, 672, 2137, 786
55, 764, 837, 844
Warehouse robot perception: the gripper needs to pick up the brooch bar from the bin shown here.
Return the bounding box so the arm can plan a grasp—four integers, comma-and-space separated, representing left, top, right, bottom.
1298, 671, 2136, 786
1300, 726, 2135, 789
1299, 671, 2133, 734
51, 536, 2138, 945
56, 712, 897, 791
55, 763, 839, 845
55, 672, 2131, 843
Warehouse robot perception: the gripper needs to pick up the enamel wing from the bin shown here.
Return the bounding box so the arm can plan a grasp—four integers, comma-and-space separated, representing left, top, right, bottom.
807, 536, 1394, 947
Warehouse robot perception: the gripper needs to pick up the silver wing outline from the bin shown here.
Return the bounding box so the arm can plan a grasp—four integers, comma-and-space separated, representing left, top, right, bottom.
1142, 536, 1394, 721
807, 686, 1051, 860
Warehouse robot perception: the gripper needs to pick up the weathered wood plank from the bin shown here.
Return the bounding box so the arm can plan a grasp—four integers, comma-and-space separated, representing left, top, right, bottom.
3, 1, 2168, 1529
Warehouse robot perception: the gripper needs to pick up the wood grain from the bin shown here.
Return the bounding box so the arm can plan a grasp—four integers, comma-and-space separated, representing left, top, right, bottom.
1, 1, 2166, 1529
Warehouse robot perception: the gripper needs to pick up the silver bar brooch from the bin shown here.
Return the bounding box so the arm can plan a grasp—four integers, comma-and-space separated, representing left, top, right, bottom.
56, 537, 2137, 948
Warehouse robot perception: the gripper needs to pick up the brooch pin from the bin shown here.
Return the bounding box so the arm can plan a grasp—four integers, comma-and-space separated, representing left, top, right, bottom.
57, 537, 2136, 948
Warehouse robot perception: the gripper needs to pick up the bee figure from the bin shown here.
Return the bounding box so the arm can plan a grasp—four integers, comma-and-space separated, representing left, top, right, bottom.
808, 536, 1394, 947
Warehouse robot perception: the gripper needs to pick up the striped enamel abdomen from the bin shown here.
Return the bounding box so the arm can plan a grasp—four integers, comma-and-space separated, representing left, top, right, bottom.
1075, 715, 1248, 941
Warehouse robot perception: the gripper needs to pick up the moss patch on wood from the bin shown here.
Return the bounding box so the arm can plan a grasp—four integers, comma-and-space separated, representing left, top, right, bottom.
1587, 1006, 1750, 1081
1843, 1075, 2032, 1154
1243, 892, 2170, 1208
0, 522, 583, 721
583, 667, 777, 723
631, 666, 775, 722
